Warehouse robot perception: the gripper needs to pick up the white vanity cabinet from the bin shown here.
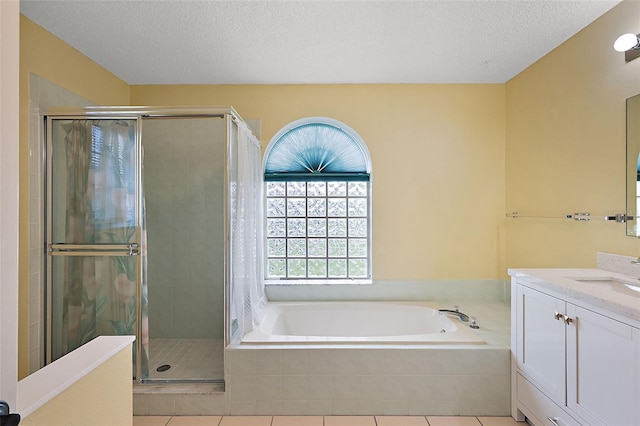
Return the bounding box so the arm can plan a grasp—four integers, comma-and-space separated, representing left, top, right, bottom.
515, 285, 567, 407
512, 277, 640, 426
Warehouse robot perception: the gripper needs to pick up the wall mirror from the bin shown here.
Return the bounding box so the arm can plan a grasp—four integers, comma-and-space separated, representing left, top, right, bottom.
626, 94, 640, 236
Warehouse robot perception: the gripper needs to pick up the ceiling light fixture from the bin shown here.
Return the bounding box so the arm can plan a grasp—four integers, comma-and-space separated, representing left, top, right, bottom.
614, 33, 640, 62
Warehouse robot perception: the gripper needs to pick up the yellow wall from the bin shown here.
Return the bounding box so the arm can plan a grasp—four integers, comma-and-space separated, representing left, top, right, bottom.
20, 345, 132, 426
505, 0, 640, 269
19, 15, 130, 378
131, 84, 506, 280
17, 0, 640, 381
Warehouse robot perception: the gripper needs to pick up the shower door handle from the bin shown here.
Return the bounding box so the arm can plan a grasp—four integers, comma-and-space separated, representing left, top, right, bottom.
48, 243, 139, 256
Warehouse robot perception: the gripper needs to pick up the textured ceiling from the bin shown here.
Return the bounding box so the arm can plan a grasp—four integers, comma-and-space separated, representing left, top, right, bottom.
20, 0, 621, 85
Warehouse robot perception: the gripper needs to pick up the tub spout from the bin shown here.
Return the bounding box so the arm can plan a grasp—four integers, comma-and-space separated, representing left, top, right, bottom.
438, 308, 470, 323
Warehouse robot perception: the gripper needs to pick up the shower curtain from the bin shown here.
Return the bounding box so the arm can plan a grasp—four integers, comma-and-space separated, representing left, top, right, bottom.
230, 120, 266, 342
61, 120, 148, 373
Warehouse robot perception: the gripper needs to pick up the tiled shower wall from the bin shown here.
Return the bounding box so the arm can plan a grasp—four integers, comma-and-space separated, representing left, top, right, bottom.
28, 74, 95, 373
143, 118, 226, 340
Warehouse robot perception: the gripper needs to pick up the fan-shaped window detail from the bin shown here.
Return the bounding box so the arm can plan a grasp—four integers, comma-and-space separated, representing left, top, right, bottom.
264, 118, 372, 283
264, 118, 371, 181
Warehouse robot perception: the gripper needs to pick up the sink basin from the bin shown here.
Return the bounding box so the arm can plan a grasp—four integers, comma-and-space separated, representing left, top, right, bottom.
569, 276, 640, 298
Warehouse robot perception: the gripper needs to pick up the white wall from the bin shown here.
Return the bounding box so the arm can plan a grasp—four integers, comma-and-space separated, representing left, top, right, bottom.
0, 0, 20, 409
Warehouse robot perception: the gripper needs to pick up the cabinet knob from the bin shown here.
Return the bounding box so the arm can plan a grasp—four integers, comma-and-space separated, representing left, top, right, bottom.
564, 316, 574, 325
554, 312, 564, 321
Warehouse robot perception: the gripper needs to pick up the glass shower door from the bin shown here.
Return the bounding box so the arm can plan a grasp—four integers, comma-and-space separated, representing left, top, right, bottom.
46, 118, 147, 377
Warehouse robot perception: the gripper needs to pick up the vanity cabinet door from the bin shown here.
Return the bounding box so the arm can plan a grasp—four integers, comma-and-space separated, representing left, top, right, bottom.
516, 285, 567, 405
566, 305, 640, 426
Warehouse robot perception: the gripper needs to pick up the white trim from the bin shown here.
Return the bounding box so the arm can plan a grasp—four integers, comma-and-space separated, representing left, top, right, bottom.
0, 0, 20, 409
265, 279, 372, 286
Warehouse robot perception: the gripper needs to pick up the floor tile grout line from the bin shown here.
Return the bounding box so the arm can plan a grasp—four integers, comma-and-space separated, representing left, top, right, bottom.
133, 415, 519, 426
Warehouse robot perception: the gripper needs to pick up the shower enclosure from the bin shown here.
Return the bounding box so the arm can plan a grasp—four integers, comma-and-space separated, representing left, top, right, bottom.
44, 107, 261, 383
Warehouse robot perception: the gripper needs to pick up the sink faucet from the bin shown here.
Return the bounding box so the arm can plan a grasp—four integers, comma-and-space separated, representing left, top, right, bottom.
629, 258, 640, 279
438, 306, 470, 322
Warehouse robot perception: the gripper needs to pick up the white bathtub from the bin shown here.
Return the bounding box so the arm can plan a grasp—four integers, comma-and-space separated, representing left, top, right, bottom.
242, 301, 485, 344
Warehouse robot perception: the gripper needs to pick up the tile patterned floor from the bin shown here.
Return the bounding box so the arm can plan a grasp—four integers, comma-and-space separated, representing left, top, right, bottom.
134, 416, 525, 426
375, 417, 429, 426
147, 339, 224, 381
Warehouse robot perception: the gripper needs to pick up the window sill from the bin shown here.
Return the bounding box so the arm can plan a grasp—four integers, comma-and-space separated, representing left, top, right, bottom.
265, 279, 372, 285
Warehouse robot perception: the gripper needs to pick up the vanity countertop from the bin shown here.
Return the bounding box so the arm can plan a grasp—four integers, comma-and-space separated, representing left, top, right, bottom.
508, 268, 640, 324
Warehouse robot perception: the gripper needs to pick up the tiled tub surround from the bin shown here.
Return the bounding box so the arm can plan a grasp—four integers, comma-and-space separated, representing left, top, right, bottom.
134, 300, 510, 416
227, 302, 510, 416
265, 279, 509, 304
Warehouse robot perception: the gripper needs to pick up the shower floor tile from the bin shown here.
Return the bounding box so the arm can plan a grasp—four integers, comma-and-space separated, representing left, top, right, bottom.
147, 338, 224, 381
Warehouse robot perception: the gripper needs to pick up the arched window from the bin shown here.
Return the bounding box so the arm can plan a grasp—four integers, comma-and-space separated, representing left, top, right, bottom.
263, 117, 372, 283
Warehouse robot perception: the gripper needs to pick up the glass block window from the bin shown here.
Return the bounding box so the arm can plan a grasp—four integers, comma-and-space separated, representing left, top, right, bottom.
266, 180, 369, 280
264, 118, 372, 283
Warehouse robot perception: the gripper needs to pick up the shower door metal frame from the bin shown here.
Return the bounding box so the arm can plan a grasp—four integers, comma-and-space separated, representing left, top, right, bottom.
43, 106, 242, 384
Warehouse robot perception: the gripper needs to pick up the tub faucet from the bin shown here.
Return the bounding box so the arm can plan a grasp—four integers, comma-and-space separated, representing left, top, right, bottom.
438, 306, 470, 323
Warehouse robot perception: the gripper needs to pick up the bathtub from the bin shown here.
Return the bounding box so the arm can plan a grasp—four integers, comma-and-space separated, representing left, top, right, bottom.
241, 301, 485, 344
